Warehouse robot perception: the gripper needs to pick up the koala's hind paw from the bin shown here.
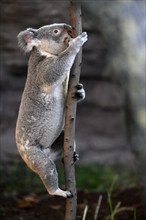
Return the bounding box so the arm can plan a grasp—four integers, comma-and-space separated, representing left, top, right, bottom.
67, 191, 73, 198
50, 188, 73, 198
73, 152, 79, 163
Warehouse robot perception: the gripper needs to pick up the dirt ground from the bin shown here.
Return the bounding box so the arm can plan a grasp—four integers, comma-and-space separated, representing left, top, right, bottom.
0, 186, 145, 220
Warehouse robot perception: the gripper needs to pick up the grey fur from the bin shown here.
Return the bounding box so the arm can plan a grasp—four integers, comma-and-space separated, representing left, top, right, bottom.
16, 23, 88, 198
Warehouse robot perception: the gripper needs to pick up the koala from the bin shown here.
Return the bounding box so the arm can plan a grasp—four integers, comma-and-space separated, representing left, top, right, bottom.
16, 23, 88, 198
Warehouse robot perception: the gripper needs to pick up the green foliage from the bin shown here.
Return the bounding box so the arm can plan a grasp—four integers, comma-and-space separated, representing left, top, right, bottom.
75, 165, 118, 192
106, 176, 135, 220
0, 160, 139, 195
81, 176, 137, 220
75, 164, 138, 192
0, 160, 45, 195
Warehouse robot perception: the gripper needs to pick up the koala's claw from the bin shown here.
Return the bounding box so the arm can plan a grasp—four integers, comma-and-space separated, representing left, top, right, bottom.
81, 32, 88, 44
76, 83, 83, 90
67, 191, 73, 198
74, 83, 85, 101
73, 152, 79, 163
61, 150, 79, 164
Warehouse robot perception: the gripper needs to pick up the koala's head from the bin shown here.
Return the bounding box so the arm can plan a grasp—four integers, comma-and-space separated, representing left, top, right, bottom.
17, 23, 72, 55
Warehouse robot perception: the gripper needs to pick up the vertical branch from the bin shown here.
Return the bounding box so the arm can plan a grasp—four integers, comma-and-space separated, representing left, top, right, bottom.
64, 0, 82, 220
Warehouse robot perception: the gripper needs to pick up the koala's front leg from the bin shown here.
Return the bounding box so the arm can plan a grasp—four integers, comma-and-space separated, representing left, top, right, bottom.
37, 32, 88, 87
58, 32, 88, 72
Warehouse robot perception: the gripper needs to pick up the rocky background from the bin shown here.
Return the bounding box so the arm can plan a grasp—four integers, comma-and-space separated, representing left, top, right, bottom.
0, 0, 145, 171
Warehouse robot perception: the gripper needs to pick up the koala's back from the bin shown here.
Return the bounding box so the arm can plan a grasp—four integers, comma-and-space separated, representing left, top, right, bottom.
16, 52, 65, 149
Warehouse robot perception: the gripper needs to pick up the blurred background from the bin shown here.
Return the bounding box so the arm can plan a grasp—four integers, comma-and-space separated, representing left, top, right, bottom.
0, 0, 145, 195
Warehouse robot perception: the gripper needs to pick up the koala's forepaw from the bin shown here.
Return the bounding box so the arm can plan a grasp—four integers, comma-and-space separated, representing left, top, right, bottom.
74, 83, 85, 102
77, 32, 88, 46
73, 32, 88, 49
80, 32, 88, 45
73, 152, 79, 163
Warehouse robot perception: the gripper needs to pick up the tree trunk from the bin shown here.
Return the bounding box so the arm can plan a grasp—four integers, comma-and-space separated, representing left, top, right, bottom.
63, 0, 82, 220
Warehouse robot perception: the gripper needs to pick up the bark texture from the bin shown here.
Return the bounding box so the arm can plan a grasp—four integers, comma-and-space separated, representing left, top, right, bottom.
63, 1, 82, 220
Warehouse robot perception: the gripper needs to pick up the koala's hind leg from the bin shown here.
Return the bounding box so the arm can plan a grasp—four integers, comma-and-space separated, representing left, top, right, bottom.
52, 131, 79, 163
21, 146, 72, 198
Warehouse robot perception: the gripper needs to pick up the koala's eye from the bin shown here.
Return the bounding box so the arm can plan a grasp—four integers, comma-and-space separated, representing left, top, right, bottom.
53, 29, 59, 34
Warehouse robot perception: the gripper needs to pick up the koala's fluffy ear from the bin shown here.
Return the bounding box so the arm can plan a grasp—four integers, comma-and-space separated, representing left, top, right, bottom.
17, 28, 40, 53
